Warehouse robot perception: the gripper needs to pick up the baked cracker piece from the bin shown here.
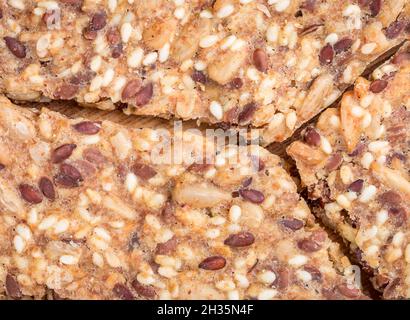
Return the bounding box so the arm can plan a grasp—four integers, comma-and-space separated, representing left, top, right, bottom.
0, 0, 408, 145
0, 96, 366, 300
288, 42, 410, 299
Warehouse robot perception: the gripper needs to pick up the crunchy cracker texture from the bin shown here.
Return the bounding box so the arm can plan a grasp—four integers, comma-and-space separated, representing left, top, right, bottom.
288, 42, 410, 299
0, 0, 408, 145
0, 95, 366, 300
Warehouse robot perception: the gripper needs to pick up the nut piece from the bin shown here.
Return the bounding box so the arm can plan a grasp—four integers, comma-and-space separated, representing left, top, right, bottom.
173, 181, 231, 208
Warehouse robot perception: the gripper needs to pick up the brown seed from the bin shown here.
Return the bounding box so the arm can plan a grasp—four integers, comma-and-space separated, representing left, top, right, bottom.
334, 37, 353, 54
113, 283, 135, 300
156, 237, 177, 255
89, 12, 107, 31
199, 256, 226, 270
369, 79, 388, 93
73, 121, 101, 135
374, 274, 390, 290
382, 278, 400, 299
83, 148, 106, 166
55, 163, 83, 188
229, 77, 243, 89
224, 231, 255, 247
54, 84, 79, 100
253, 48, 269, 73
369, 0, 381, 17
385, 21, 405, 39
106, 28, 121, 44
5, 274, 22, 300
72, 160, 96, 177
299, 23, 323, 36
128, 232, 139, 251
272, 267, 291, 289
191, 71, 207, 84
310, 230, 327, 243
122, 79, 142, 100
188, 163, 212, 173
303, 127, 321, 146
281, 218, 304, 231
162, 201, 175, 222
111, 43, 123, 58
239, 188, 265, 204
0, 163, 5, 170
250, 155, 265, 172
19, 184, 43, 204
392, 52, 410, 65
51, 144, 77, 163
135, 83, 153, 106
319, 44, 334, 64
242, 177, 252, 188
300, 0, 316, 12
82, 28, 97, 40
325, 153, 342, 171
304, 266, 322, 281
378, 190, 402, 207
348, 142, 365, 157
297, 239, 321, 252
238, 102, 257, 125
388, 207, 407, 227
0, 8, 3, 19
4, 36, 26, 58
131, 280, 156, 298
39, 177, 56, 201
337, 284, 360, 298
132, 162, 157, 180
348, 179, 364, 193
42, 10, 59, 28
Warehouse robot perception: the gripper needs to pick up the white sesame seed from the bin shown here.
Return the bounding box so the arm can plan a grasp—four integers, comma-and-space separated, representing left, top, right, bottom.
229, 205, 242, 222
60, 255, 79, 265
359, 185, 377, 203
38, 215, 57, 230
220, 35, 237, 50
266, 23, 280, 43
159, 43, 170, 63
351, 105, 364, 117
361, 43, 377, 55
320, 136, 332, 154
217, 4, 234, 18
258, 271, 276, 284
105, 251, 121, 268
54, 219, 69, 234
325, 33, 339, 45
121, 22, 133, 43
209, 101, 224, 120
16, 224, 32, 241
90, 55, 102, 72
158, 266, 178, 278
142, 52, 158, 66
8, 0, 25, 10
296, 270, 312, 282
13, 235, 25, 254
90, 75, 103, 92
257, 288, 277, 300
227, 290, 240, 300
361, 152, 374, 169
273, 0, 290, 12
199, 10, 213, 18
285, 111, 297, 130
336, 194, 351, 209
92, 252, 104, 268
392, 232, 404, 247
199, 35, 219, 48
376, 209, 388, 225
206, 228, 220, 239
127, 48, 144, 68
102, 68, 114, 86
173, 7, 185, 20
368, 141, 389, 153
288, 255, 308, 267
